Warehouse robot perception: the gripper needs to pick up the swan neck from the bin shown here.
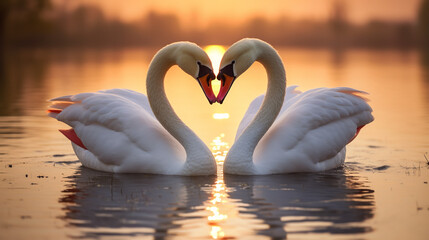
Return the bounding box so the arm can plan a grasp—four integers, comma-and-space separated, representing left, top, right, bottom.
226, 42, 286, 174
146, 45, 215, 175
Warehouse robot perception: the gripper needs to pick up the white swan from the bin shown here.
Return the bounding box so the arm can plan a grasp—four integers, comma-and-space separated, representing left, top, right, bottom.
216, 39, 374, 175
48, 42, 217, 175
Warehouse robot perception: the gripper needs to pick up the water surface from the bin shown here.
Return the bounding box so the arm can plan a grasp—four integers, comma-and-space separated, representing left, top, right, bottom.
0, 47, 428, 239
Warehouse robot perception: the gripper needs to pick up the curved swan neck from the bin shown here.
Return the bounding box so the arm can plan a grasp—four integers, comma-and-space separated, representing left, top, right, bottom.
146, 44, 215, 175
225, 41, 286, 174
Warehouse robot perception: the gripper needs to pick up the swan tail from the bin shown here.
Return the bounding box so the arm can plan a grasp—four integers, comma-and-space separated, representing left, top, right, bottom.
49, 102, 74, 109
336, 88, 370, 102
334, 88, 372, 143
348, 125, 365, 144
48, 96, 87, 149
49, 95, 73, 102
47, 97, 76, 118
59, 128, 87, 150
47, 108, 62, 118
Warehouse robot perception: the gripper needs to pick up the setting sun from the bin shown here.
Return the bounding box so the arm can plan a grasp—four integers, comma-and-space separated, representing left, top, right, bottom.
204, 45, 225, 96
204, 45, 226, 74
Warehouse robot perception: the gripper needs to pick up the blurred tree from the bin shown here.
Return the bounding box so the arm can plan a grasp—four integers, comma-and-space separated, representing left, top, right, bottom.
245, 17, 270, 40
418, 0, 429, 49
418, 0, 429, 67
68, 5, 105, 46
329, 0, 348, 48
139, 11, 182, 45
0, 1, 422, 49
0, 0, 51, 49
395, 22, 414, 49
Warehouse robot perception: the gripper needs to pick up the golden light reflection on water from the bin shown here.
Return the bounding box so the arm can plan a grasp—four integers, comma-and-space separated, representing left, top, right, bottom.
210, 133, 229, 164
212, 113, 230, 120
207, 134, 230, 239
204, 45, 225, 96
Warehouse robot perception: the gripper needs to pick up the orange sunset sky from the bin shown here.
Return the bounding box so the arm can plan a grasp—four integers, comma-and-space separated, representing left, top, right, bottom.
54, 0, 422, 26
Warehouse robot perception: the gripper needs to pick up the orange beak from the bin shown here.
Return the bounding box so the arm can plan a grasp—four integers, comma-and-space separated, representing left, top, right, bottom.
197, 73, 217, 104
216, 73, 235, 104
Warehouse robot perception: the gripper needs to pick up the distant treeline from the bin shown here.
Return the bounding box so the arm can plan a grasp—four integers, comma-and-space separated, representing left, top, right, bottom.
1, 0, 428, 49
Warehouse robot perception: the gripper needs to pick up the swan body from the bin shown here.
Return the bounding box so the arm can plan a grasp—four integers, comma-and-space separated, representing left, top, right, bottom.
216, 39, 374, 175
49, 42, 217, 176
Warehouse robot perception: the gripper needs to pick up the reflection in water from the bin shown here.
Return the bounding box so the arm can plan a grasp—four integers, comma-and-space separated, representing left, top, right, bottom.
420, 49, 429, 109
212, 113, 230, 120
330, 47, 346, 84
59, 133, 375, 239
0, 50, 49, 116
0, 122, 24, 140
207, 134, 229, 239
207, 178, 228, 239
210, 133, 229, 165
207, 134, 375, 239
60, 168, 215, 239
331, 47, 346, 68
225, 169, 374, 238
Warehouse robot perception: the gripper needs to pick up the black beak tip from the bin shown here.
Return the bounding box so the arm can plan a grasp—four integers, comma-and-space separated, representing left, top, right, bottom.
207, 97, 215, 105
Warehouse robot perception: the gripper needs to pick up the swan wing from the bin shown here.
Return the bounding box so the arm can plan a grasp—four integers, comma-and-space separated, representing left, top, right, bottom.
98, 89, 155, 117
253, 87, 374, 174
235, 86, 302, 140
49, 90, 185, 174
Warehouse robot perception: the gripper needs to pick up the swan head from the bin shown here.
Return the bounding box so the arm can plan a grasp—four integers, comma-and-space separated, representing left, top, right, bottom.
216, 39, 259, 103
175, 43, 217, 104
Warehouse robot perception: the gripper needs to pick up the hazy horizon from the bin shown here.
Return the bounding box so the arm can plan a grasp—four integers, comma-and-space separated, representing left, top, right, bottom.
54, 0, 422, 27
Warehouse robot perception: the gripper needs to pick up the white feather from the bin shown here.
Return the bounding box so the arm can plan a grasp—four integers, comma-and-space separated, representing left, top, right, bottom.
49, 42, 216, 175
250, 87, 373, 174
51, 89, 186, 174
222, 39, 374, 175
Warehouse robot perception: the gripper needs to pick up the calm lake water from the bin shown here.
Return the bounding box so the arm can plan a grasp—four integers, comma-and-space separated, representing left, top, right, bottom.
0, 47, 428, 239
